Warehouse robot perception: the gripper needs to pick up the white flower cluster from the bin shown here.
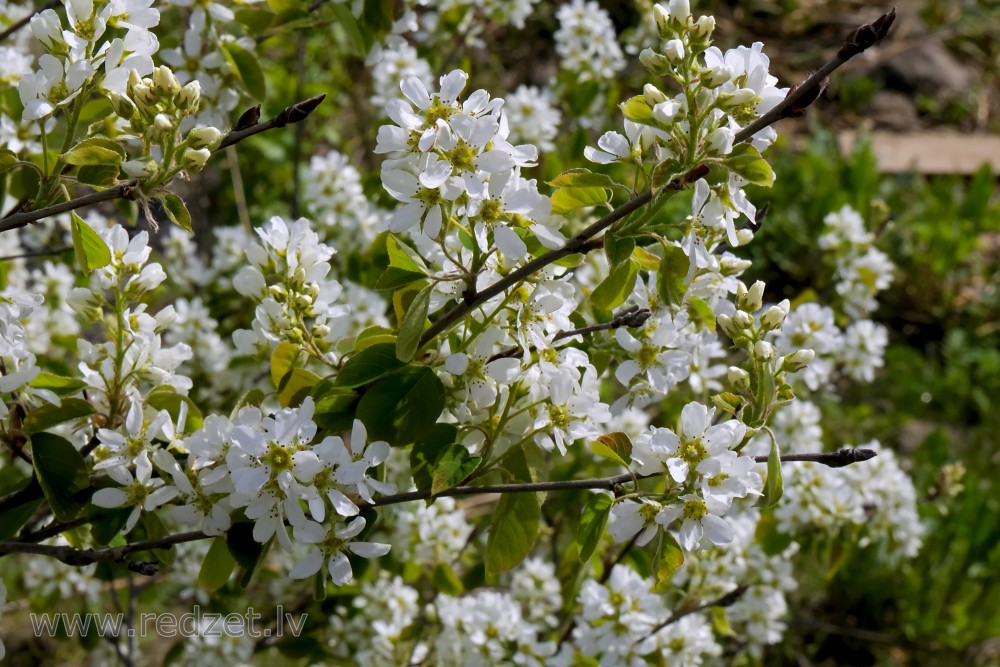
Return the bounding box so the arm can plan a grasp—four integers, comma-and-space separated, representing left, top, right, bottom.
775, 440, 924, 560
503, 84, 562, 153
819, 204, 895, 319
302, 151, 383, 253
0, 292, 43, 419
610, 402, 762, 551
232, 216, 349, 362
377, 68, 561, 261
554, 0, 626, 82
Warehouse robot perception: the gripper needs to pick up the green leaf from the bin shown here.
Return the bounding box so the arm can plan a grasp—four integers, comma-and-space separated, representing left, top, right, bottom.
76, 164, 119, 187
353, 326, 396, 352
29, 371, 87, 396
410, 423, 458, 493
591, 257, 639, 311
278, 368, 320, 408
32, 432, 89, 522
227, 522, 270, 589
486, 449, 541, 578
589, 432, 633, 468
653, 530, 685, 591
199, 536, 236, 592
651, 158, 681, 192
376, 266, 426, 290
0, 498, 42, 540
335, 342, 406, 388
431, 444, 480, 495
577, 492, 613, 562
70, 211, 111, 275
271, 341, 302, 388
0, 148, 19, 173
551, 185, 610, 215
357, 366, 445, 444
548, 168, 626, 190
161, 193, 192, 232
657, 243, 690, 309
725, 144, 775, 187
311, 381, 357, 432
23, 398, 96, 434
686, 296, 716, 332
63, 137, 125, 166
396, 284, 432, 363
432, 562, 463, 595
235, 7, 275, 31
386, 234, 428, 272
221, 42, 266, 100
758, 438, 783, 507
146, 388, 204, 432
603, 230, 635, 269
620, 95, 657, 125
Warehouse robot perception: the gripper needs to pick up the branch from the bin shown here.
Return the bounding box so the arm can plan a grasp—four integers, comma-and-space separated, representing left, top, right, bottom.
364, 448, 877, 508
416, 8, 895, 348
487, 305, 652, 362
0, 246, 71, 261
0, 0, 59, 43
0, 530, 206, 574
642, 584, 749, 643
0, 94, 327, 234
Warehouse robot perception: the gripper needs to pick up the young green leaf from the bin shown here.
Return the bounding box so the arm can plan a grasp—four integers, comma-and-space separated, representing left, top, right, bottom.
590, 432, 633, 468
396, 284, 432, 362
198, 536, 237, 592
63, 137, 126, 166
70, 211, 111, 275
548, 168, 626, 190
161, 193, 192, 232
551, 185, 610, 215
430, 444, 481, 495
486, 482, 541, 578
657, 243, 690, 309
591, 257, 639, 311
757, 437, 783, 507
335, 342, 407, 388
32, 432, 89, 522
221, 42, 267, 100
725, 144, 775, 187
577, 492, 613, 562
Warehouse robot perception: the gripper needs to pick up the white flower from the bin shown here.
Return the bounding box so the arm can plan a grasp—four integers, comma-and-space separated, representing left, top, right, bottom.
656, 494, 734, 550
608, 498, 660, 545
92, 452, 179, 533
288, 517, 390, 584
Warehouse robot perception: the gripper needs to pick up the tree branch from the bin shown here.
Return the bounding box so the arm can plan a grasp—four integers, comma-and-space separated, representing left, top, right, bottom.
364, 448, 877, 508
641, 584, 749, 643
487, 305, 652, 362
415, 8, 895, 349
0, 530, 206, 572
0, 94, 327, 234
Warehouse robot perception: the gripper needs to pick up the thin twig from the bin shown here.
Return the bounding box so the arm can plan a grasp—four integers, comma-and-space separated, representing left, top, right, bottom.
487, 305, 652, 362
0, 94, 327, 234
642, 585, 749, 643
0, 0, 59, 43
0, 530, 206, 569
415, 9, 896, 350
0, 246, 71, 261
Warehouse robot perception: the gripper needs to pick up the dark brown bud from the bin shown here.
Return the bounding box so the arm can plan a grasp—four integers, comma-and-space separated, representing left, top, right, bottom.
838, 7, 896, 58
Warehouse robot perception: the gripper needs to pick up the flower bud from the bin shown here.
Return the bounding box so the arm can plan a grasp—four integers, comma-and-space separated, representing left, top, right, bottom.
312, 323, 331, 339
108, 92, 136, 120
652, 4, 673, 36
760, 299, 790, 330
753, 340, 775, 360
732, 310, 753, 330
639, 48, 671, 76
154, 113, 173, 133
706, 127, 734, 156
131, 82, 157, 109
701, 64, 733, 88
176, 80, 201, 114
735, 229, 754, 246
717, 313, 739, 339
727, 366, 750, 391
663, 38, 685, 62
181, 147, 211, 172
781, 348, 815, 372
153, 67, 180, 100
187, 126, 222, 150
643, 83, 668, 106
737, 280, 765, 313
269, 284, 287, 301
718, 88, 757, 109
668, 0, 690, 24
295, 293, 313, 309
652, 100, 681, 124
720, 256, 752, 275
122, 158, 156, 178
692, 14, 716, 40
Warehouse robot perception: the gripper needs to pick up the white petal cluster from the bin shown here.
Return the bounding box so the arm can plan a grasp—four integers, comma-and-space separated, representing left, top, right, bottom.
554, 0, 626, 82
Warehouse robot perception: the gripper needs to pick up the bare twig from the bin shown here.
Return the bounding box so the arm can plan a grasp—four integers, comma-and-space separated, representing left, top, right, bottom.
0, 530, 206, 570
0, 246, 71, 262
487, 305, 652, 362
0, 94, 327, 234
641, 585, 749, 643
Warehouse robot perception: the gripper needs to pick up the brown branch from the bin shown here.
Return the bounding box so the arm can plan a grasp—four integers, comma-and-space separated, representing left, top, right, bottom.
0, 0, 59, 43
415, 9, 895, 350
487, 305, 652, 362
0, 94, 327, 234
642, 584, 749, 643
0, 530, 206, 573
0, 246, 71, 261
365, 448, 877, 508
